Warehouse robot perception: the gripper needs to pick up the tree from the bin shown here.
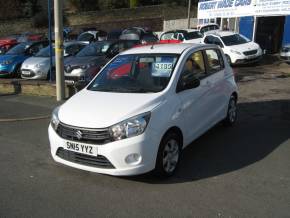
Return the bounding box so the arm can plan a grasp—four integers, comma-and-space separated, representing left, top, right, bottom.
129, 0, 139, 8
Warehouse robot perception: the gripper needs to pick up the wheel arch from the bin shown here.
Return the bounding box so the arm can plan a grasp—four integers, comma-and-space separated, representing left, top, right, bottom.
161, 126, 184, 148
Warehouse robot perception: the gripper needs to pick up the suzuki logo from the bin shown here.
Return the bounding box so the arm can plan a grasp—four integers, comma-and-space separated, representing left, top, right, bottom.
75, 130, 83, 140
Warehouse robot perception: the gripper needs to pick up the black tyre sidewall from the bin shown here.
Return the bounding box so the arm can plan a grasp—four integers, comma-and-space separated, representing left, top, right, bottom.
154, 132, 181, 178
224, 95, 237, 126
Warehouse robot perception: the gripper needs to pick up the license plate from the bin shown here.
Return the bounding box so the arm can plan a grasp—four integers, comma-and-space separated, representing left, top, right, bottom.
247, 55, 256, 59
22, 70, 30, 75
65, 80, 75, 85
63, 141, 98, 156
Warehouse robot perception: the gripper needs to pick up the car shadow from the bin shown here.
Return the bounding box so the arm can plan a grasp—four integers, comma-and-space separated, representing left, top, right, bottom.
122, 99, 290, 184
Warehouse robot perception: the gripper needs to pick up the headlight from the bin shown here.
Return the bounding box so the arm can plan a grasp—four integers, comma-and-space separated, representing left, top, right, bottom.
2, 60, 12, 65
81, 63, 94, 70
230, 49, 242, 55
109, 112, 151, 141
50, 106, 60, 131
35, 63, 46, 68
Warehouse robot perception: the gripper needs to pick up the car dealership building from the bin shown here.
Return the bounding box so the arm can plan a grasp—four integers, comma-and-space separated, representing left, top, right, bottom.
197, 0, 290, 53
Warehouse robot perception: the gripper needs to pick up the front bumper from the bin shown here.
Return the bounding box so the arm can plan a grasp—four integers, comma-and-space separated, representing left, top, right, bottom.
21, 68, 47, 80
231, 54, 262, 65
0, 64, 14, 77
280, 52, 290, 61
48, 124, 159, 176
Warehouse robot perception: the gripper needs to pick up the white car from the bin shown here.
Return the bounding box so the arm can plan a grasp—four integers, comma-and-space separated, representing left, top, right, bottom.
160, 29, 204, 43
203, 31, 263, 65
280, 44, 290, 63
48, 43, 238, 177
197, 23, 219, 34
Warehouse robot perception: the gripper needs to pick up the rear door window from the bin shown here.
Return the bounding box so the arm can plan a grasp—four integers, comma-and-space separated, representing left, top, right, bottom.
204, 49, 223, 73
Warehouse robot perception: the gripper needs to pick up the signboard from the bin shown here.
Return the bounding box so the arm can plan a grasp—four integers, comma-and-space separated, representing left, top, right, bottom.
198, 0, 255, 19
198, 0, 290, 19
255, 0, 290, 16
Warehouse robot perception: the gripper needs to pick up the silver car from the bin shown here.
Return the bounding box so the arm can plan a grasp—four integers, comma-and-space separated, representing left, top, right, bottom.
21, 41, 88, 80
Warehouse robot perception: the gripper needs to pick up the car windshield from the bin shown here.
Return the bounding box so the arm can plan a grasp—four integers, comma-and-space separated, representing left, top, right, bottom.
185, 31, 203, 40
35, 46, 55, 57
221, 34, 250, 46
88, 54, 179, 93
76, 42, 111, 57
6, 43, 29, 55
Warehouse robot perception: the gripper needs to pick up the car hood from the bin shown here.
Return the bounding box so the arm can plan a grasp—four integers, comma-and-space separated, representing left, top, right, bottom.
184, 38, 203, 43
0, 54, 25, 63
58, 89, 165, 128
64, 56, 106, 67
22, 57, 50, 68
227, 42, 260, 52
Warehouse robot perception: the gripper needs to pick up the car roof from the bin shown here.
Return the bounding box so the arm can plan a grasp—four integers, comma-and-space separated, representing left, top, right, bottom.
163, 29, 199, 34
121, 43, 212, 55
198, 23, 219, 28
205, 30, 237, 37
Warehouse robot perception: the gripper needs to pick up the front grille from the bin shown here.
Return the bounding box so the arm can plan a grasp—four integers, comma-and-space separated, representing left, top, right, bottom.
65, 76, 84, 82
56, 122, 112, 145
243, 50, 257, 56
56, 148, 115, 169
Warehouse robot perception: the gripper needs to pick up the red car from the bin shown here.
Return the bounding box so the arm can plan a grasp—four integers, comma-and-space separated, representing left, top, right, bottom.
17, 32, 46, 42
0, 38, 18, 54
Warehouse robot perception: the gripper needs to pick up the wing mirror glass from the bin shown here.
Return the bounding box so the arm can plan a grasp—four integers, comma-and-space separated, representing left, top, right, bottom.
177, 70, 200, 92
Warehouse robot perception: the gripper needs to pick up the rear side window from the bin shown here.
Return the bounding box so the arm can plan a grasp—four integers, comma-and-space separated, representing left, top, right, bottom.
205, 49, 223, 73
161, 32, 174, 40
182, 51, 206, 79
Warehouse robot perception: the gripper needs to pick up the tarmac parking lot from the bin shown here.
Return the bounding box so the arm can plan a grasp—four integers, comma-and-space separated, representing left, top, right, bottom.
0, 60, 289, 217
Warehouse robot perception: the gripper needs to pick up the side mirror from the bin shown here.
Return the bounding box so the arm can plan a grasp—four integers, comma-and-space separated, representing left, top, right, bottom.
177, 70, 200, 93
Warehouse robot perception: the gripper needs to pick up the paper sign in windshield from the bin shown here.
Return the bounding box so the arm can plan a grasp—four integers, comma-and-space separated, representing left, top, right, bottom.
152, 63, 173, 77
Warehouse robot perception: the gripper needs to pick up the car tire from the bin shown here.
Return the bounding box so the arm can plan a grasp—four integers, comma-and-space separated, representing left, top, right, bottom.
13, 65, 21, 78
223, 95, 237, 126
225, 54, 232, 65
154, 131, 181, 178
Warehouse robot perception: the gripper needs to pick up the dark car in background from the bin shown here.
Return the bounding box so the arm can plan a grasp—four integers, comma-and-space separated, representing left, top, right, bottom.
120, 27, 158, 44
107, 29, 123, 40
0, 40, 48, 78
64, 40, 140, 83
77, 30, 108, 43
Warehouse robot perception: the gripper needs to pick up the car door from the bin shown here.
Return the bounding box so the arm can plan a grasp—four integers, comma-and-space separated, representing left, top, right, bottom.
177, 49, 214, 144
203, 48, 228, 125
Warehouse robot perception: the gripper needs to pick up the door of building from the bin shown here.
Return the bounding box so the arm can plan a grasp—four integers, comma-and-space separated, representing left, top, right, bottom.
255, 16, 285, 54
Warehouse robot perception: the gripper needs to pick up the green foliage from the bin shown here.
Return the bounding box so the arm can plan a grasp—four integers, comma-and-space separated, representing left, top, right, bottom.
129, 0, 138, 8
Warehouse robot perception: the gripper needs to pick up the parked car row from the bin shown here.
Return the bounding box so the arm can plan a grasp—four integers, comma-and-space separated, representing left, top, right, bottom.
159, 24, 263, 66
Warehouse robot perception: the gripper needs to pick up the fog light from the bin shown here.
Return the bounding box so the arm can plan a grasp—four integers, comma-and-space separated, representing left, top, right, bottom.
125, 153, 142, 165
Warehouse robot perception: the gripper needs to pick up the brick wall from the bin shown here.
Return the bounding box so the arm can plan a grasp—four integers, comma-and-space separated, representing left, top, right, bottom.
0, 5, 196, 37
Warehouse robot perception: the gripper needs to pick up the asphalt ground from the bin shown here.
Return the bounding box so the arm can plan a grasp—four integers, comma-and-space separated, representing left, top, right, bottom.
0, 62, 289, 217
